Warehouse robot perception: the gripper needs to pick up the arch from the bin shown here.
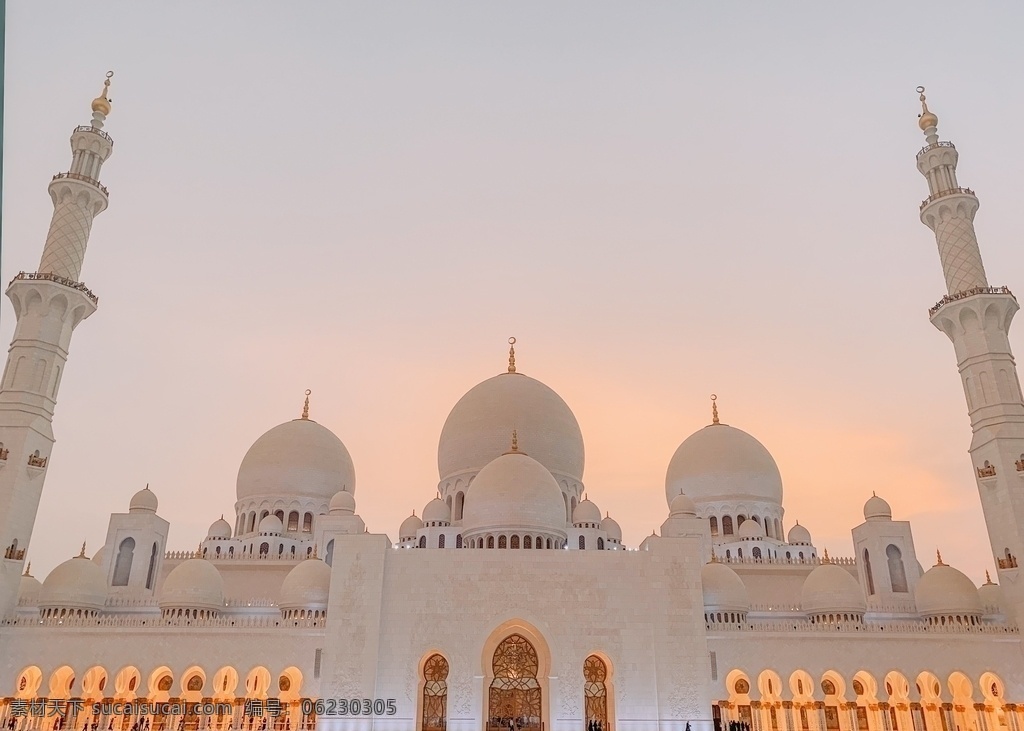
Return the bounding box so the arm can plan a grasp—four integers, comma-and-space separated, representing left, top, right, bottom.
455, 491, 465, 522
789, 669, 815, 703
181, 666, 206, 701
148, 667, 174, 701
303, 512, 313, 532
112, 536, 136, 586
752, 547, 762, 560
421, 654, 449, 731
49, 666, 76, 699
81, 666, 108, 700
325, 539, 335, 566
579, 535, 586, 550
863, 549, 875, 595
584, 655, 610, 728
274, 509, 284, 523
15, 666, 43, 699
758, 669, 784, 702
885, 672, 912, 731
287, 511, 300, 532
481, 620, 552, 731
419, 536, 427, 549
439, 534, 446, 549
279, 666, 303, 702
244, 666, 272, 698
886, 544, 908, 592
710, 516, 719, 535
212, 666, 239, 699
722, 516, 734, 535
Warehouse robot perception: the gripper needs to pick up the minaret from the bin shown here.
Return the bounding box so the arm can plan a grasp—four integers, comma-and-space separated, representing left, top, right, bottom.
0, 75, 114, 619
917, 87, 1024, 619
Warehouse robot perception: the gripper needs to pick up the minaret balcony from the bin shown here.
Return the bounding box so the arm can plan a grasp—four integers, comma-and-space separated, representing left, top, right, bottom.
8, 272, 99, 306
919, 186, 975, 212
928, 285, 1015, 317
51, 171, 108, 197
73, 125, 113, 146
916, 140, 955, 159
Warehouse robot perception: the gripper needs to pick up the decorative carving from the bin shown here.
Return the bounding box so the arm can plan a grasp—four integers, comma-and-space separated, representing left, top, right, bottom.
735, 679, 750, 695
977, 461, 997, 478
930, 285, 1014, 317
422, 654, 448, 731
8, 271, 99, 305
27, 452, 47, 468
488, 635, 541, 729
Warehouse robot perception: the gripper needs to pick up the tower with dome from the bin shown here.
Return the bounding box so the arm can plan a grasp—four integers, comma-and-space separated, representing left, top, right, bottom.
0, 80, 1023, 731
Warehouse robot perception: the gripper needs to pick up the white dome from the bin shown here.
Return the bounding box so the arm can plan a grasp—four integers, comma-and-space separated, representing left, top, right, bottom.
329, 490, 355, 515
159, 559, 224, 611
787, 522, 812, 545
701, 562, 750, 612
979, 577, 1002, 614
738, 518, 765, 539
259, 514, 284, 534
601, 514, 622, 541
915, 561, 983, 617
863, 494, 892, 521
400, 512, 423, 539
665, 424, 783, 507
40, 556, 107, 611
91, 545, 107, 566
129, 486, 158, 513
573, 498, 602, 525
207, 517, 232, 539
237, 418, 355, 502
422, 497, 451, 525
669, 492, 697, 517
19, 572, 42, 605
801, 563, 867, 614
279, 558, 331, 610
438, 373, 584, 481
462, 451, 568, 537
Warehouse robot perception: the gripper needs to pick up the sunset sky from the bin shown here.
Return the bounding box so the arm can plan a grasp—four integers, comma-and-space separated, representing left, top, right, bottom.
4, 3, 1024, 583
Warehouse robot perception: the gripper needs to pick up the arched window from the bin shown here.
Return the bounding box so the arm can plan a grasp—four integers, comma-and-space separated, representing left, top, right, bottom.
325, 539, 335, 567
737, 547, 743, 558
863, 549, 875, 594
752, 547, 762, 560
488, 536, 495, 549
145, 541, 158, 590
498, 535, 507, 549
454, 492, 465, 522
422, 654, 449, 731
709, 516, 719, 535
597, 537, 605, 550
419, 536, 427, 549
722, 516, 734, 535
584, 655, 608, 729
456, 534, 463, 549
303, 512, 313, 532
260, 542, 270, 556
438, 534, 446, 549
511, 535, 520, 549
579, 535, 586, 550
886, 544, 908, 592
112, 537, 136, 586
524, 535, 532, 549
287, 511, 299, 532
274, 510, 284, 523
488, 635, 541, 729
249, 513, 257, 533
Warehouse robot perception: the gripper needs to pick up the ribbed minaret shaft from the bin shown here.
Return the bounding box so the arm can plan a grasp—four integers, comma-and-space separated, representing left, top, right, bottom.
920, 88, 1024, 620
0, 76, 113, 620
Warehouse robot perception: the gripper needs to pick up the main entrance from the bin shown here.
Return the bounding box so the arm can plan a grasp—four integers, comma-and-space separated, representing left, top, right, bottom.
487, 634, 542, 731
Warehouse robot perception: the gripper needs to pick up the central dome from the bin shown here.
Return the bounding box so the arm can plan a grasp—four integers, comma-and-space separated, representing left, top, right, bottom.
237, 418, 355, 502
665, 423, 783, 507
438, 373, 584, 481
462, 451, 568, 537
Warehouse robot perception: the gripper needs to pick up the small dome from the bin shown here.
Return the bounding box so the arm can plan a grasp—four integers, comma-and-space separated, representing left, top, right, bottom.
462, 451, 568, 537
573, 498, 602, 525
129, 486, 158, 513
979, 576, 1002, 614
787, 522, 812, 545
207, 517, 232, 540
601, 514, 622, 542
159, 559, 224, 611
237, 418, 356, 502
738, 518, 765, 539
39, 556, 107, 611
801, 563, 867, 614
259, 514, 284, 535
91, 545, 107, 567
422, 497, 451, 525
279, 558, 331, 610
438, 372, 584, 482
863, 494, 892, 521
669, 492, 697, 517
329, 490, 355, 515
19, 572, 42, 605
400, 512, 423, 540
666, 424, 783, 507
701, 562, 750, 612
915, 560, 983, 617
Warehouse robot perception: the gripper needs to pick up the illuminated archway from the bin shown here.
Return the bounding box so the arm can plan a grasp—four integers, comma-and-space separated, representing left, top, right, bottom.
584, 655, 609, 729
421, 654, 449, 731
487, 635, 541, 730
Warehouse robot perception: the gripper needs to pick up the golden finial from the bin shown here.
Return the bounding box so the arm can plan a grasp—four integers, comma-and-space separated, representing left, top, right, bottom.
711, 394, 720, 425
79, 542, 87, 558
507, 337, 517, 373
23, 562, 31, 577
312, 544, 319, 559
509, 429, 519, 453
917, 86, 938, 132
935, 549, 945, 566
301, 389, 311, 420
985, 569, 993, 584
822, 548, 830, 564
710, 547, 719, 563
92, 71, 113, 116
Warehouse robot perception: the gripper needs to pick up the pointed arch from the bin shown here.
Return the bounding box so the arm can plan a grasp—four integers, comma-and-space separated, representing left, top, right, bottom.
112, 537, 135, 586
420, 653, 449, 731
481, 620, 552, 731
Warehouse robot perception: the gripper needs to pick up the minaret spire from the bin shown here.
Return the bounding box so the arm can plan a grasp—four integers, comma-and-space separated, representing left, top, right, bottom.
507, 337, 517, 373
0, 77, 115, 619
919, 88, 1024, 621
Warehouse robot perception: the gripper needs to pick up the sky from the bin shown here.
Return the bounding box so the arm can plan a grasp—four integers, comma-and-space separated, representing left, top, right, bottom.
4, 3, 1024, 583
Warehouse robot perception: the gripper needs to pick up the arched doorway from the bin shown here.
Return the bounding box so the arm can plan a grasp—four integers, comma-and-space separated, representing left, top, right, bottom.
421, 654, 449, 731
488, 634, 542, 731
584, 656, 609, 729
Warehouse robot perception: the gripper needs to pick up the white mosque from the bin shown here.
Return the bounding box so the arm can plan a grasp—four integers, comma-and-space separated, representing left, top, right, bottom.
0, 79, 1023, 731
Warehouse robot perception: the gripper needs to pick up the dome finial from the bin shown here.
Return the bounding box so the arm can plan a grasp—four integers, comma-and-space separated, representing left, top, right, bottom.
507, 337, 517, 373
935, 548, 945, 566
91, 71, 113, 122
985, 569, 993, 584
822, 547, 830, 564
511, 429, 519, 452
916, 86, 939, 142
710, 546, 719, 563
79, 541, 87, 558
711, 394, 720, 425
23, 561, 31, 577
301, 389, 311, 420
312, 543, 319, 559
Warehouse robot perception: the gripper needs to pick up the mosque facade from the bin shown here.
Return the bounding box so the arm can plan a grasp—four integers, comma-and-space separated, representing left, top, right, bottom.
0, 80, 1023, 731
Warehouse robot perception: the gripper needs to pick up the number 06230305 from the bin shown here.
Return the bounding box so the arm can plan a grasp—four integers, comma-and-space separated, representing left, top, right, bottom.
300, 699, 397, 716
